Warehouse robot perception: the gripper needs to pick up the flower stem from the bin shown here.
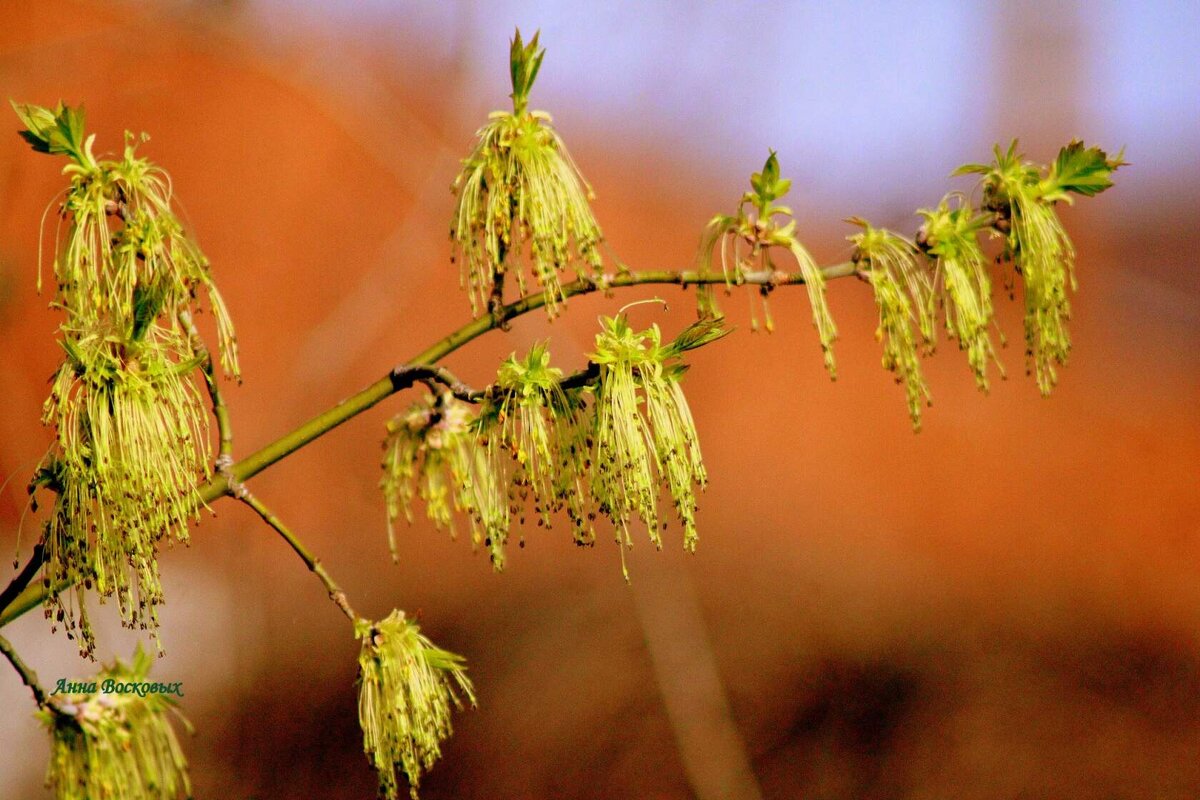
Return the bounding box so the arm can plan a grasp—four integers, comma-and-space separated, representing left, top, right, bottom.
181, 310, 234, 462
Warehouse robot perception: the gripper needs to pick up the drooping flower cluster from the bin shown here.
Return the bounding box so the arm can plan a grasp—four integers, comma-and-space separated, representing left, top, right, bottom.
848, 219, 935, 429
589, 314, 712, 564
38, 646, 192, 800
696, 151, 837, 376
382, 318, 726, 575
916, 195, 1002, 391
380, 393, 506, 565
14, 102, 238, 653
483, 343, 595, 548
954, 140, 1125, 393
451, 30, 603, 319
356, 610, 475, 800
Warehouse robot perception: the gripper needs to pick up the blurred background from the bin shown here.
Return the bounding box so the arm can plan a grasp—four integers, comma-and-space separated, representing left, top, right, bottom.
0, 1, 1197, 797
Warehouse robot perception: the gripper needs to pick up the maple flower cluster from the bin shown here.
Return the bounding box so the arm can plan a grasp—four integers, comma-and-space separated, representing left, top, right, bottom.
451, 30, 603, 319
696, 150, 838, 375
14, 102, 237, 655
694, 143, 1121, 427
381, 316, 726, 575
38, 647, 192, 800
356, 610, 475, 800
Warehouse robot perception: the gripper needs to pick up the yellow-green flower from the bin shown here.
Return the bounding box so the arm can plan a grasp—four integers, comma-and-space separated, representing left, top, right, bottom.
486, 343, 594, 546
16, 102, 241, 653
451, 30, 603, 319
16, 103, 239, 377
696, 151, 837, 376
356, 610, 475, 800
38, 646, 192, 800
41, 332, 210, 655
849, 219, 934, 429
954, 140, 1123, 393
917, 195, 1002, 391
380, 393, 508, 567
589, 314, 711, 571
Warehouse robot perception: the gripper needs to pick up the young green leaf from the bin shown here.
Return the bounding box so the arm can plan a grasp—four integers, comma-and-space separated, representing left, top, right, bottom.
1045, 140, 1126, 200
12, 101, 92, 166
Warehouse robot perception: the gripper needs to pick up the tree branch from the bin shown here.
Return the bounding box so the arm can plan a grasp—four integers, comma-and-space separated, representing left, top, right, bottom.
0, 632, 48, 707
200, 263, 855, 503
238, 491, 359, 623
181, 310, 234, 463
0, 262, 856, 626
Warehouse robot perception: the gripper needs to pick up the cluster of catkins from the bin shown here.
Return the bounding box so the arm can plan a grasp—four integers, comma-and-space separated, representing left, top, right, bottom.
356, 610, 475, 800
15, 103, 237, 655
38, 646, 192, 800
451, 30, 603, 319
382, 317, 725, 575
698, 142, 1122, 429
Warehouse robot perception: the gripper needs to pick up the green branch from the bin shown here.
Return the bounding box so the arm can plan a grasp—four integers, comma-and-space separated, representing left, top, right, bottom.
0, 263, 856, 627
0, 632, 48, 707
239, 491, 359, 623
202, 263, 855, 502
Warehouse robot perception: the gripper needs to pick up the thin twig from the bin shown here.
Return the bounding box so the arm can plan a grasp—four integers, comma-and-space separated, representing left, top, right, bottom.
238, 491, 358, 623
0, 632, 48, 707
180, 310, 234, 462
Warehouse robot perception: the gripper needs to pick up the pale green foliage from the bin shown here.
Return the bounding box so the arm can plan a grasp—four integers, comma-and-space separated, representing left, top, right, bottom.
14, 102, 240, 654
849, 220, 934, 429
451, 30, 603, 319
955, 140, 1123, 393
917, 196, 1002, 391
380, 394, 506, 565
697, 151, 837, 376
356, 610, 475, 800
38, 646, 192, 800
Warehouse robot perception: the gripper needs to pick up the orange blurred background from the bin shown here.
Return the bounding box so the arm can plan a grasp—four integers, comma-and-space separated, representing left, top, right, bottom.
0, 2, 1197, 798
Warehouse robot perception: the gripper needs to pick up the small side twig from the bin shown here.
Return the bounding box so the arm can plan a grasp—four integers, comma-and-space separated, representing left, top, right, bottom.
0, 632, 48, 707
0, 542, 45, 621
238, 490, 358, 623
181, 310, 234, 462
389, 364, 480, 403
